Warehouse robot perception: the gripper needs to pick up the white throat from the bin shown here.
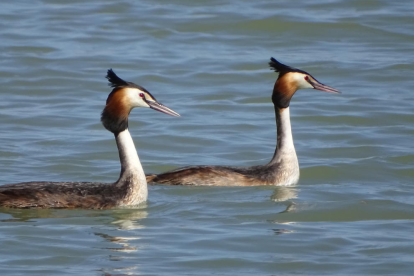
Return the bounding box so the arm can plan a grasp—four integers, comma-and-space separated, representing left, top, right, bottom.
270, 106, 300, 185
114, 129, 148, 205
275, 107, 296, 155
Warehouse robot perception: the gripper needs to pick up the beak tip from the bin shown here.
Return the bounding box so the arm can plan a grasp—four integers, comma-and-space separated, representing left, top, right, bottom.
148, 101, 180, 117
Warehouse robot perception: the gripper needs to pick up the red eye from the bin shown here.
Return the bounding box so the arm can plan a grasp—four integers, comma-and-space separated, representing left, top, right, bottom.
304, 76, 309, 81
139, 93, 145, 98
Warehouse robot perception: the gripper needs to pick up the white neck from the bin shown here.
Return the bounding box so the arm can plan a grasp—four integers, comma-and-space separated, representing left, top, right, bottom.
114, 129, 148, 206
269, 107, 299, 169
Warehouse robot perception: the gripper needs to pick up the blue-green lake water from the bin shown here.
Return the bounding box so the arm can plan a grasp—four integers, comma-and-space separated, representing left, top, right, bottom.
0, 0, 413, 275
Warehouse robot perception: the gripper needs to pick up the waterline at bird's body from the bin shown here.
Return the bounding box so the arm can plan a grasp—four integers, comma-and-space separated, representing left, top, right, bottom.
147, 58, 339, 186
0, 69, 179, 209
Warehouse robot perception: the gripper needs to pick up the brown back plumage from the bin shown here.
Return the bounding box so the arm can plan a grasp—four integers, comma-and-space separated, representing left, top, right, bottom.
0, 182, 117, 209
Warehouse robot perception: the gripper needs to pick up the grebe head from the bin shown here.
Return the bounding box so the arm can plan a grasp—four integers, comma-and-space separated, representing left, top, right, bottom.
101, 69, 180, 134
269, 57, 340, 108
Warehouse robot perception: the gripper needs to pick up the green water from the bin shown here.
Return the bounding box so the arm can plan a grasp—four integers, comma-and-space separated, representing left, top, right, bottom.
0, 0, 413, 275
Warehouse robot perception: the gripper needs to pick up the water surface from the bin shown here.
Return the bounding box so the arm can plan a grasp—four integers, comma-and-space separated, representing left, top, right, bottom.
0, 0, 413, 275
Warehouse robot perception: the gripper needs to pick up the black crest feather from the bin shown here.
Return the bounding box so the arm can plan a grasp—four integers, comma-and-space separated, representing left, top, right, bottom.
106, 68, 151, 94
269, 57, 308, 75
106, 69, 129, 88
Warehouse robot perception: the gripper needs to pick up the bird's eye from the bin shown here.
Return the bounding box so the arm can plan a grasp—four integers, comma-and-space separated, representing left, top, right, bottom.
139, 93, 145, 98
304, 76, 309, 81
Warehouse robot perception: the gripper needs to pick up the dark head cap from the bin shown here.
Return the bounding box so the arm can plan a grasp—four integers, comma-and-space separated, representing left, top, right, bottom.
269, 57, 340, 109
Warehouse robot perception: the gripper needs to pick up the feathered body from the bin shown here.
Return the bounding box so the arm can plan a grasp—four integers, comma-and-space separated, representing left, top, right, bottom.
147, 58, 339, 186
0, 181, 128, 209
0, 69, 179, 209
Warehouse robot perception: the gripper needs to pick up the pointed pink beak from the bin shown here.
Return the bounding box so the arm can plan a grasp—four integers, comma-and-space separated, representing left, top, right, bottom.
306, 76, 340, 94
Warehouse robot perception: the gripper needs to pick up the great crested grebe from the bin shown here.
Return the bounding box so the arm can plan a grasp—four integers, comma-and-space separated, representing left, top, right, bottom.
147, 58, 339, 186
0, 69, 180, 208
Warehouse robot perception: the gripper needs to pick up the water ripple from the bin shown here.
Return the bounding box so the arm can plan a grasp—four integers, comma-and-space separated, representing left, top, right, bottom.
0, 0, 413, 275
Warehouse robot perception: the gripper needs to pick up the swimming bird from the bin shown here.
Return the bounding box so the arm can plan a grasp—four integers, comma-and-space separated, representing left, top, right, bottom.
146, 58, 339, 186
0, 69, 180, 208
